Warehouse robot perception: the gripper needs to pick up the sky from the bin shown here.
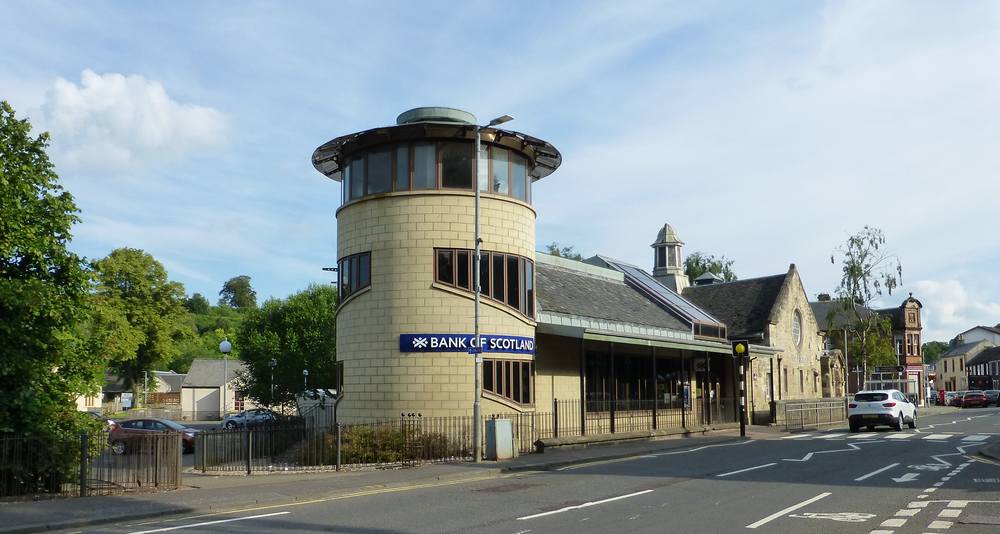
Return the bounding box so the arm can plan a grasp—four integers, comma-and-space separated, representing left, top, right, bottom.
3, 1, 999, 342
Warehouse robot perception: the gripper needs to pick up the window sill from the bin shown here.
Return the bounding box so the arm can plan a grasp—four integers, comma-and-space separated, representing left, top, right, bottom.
483, 391, 534, 412
334, 286, 371, 317
430, 282, 537, 327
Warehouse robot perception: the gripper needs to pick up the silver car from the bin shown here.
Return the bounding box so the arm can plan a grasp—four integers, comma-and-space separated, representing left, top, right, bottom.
222, 408, 278, 429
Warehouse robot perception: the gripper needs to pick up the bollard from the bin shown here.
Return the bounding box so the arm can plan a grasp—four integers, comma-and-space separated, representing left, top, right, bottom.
336, 423, 342, 471
553, 398, 559, 438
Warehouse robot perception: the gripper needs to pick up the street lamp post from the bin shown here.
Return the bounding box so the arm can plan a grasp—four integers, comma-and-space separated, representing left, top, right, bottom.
219, 339, 232, 417
473, 113, 513, 463
269, 358, 277, 407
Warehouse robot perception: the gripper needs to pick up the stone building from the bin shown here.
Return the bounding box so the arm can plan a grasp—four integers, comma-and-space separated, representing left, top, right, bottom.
938, 339, 993, 391
682, 260, 832, 423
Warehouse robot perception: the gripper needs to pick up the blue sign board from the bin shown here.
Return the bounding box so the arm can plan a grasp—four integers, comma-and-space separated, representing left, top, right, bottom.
399, 334, 535, 355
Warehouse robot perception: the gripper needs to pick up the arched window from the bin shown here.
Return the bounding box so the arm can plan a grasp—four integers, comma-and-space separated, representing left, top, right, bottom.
792, 310, 802, 346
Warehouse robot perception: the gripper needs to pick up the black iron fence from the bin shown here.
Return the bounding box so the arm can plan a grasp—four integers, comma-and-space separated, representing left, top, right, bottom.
196, 415, 472, 473
0, 431, 181, 500
495, 397, 740, 454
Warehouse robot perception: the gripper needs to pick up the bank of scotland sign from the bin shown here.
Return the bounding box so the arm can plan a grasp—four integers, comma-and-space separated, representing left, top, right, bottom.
399, 334, 535, 355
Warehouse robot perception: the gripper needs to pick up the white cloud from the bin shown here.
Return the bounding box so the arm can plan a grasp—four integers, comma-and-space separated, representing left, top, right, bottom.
913, 280, 1000, 341
36, 69, 226, 171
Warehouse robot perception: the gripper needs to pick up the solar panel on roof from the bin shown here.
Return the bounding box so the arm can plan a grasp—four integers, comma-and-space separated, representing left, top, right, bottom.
601, 257, 724, 327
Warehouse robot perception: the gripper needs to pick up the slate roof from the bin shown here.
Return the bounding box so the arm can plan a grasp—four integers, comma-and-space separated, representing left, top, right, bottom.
535, 261, 689, 331
809, 300, 873, 331
967, 345, 1000, 367
182, 358, 246, 388
681, 274, 787, 339
153, 371, 186, 392
942, 340, 993, 359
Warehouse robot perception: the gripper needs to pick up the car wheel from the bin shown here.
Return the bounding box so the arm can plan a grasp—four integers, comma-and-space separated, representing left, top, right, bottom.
893, 414, 903, 431
849, 424, 859, 433
907, 412, 917, 429
225, 421, 238, 429
111, 440, 126, 455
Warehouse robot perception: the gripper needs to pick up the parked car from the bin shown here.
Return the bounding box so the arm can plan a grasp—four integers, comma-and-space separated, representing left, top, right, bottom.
984, 390, 1000, 406
960, 391, 989, 408
110, 418, 198, 454
949, 391, 968, 407
82, 411, 118, 431
848, 389, 917, 432
223, 408, 279, 429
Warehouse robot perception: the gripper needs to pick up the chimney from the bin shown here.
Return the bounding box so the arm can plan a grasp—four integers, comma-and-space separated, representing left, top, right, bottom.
817, 293, 831, 302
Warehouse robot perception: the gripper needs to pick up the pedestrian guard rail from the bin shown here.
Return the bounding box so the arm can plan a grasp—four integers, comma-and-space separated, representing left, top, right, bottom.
776, 397, 848, 431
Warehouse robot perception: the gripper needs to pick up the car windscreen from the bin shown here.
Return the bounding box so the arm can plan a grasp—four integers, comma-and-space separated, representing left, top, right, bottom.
854, 393, 888, 402
159, 419, 186, 430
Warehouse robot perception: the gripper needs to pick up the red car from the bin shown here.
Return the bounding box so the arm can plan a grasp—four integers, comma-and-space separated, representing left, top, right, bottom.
960, 391, 989, 408
110, 418, 198, 454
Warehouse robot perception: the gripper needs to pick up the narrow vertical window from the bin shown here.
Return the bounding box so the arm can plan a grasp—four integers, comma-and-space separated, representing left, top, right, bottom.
525, 261, 534, 318
491, 147, 508, 194
506, 255, 519, 309
394, 145, 410, 191
512, 361, 521, 402
413, 142, 436, 189
511, 153, 527, 200
668, 246, 677, 268
484, 360, 494, 392
492, 254, 504, 301
358, 253, 370, 288
440, 143, 473, 189
456, 250, 470, 290
437, 250, 454, 285
339, 258, 350, 301
656, 247, 666, 268
521, 362, 532, 404
366, 148, 392, 194
519, 257, 527, 315
350, 157, 365, 200
350, 255, 360, 290
479, 251, 490, 298
478, 145, 489, 192
342, 163, 351, 205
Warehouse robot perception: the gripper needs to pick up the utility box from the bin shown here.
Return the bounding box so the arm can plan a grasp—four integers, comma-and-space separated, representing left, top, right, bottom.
485, 418, 514, 460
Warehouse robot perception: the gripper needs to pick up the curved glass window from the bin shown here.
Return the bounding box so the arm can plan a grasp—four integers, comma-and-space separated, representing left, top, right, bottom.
340, 141, 532, 205
435, 247, 535, 319
338, 252, 371, 303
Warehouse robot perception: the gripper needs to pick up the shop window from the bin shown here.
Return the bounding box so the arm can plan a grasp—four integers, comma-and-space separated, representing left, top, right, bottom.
434, 248, 535, 319
338, 252, 372, 303
484, 359, 533, 405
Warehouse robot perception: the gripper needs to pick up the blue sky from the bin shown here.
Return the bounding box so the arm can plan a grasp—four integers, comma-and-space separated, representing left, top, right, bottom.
3, 1, 999, 341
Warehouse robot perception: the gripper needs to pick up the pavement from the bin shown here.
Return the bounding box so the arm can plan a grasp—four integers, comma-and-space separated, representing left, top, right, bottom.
0, 427, 747, 533
0, 404, 986, 533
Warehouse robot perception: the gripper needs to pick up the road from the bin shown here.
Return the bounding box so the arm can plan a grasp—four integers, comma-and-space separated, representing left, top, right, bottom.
73, 407, 1000, 534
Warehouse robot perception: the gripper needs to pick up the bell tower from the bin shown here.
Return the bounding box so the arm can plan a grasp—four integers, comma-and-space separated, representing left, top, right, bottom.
651, 223, 688, 293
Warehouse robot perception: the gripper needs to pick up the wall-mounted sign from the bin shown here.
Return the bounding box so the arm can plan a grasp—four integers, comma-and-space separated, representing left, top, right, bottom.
399, 334, 535, 355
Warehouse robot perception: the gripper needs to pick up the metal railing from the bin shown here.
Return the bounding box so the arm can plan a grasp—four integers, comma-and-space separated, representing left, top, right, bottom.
0, 431, 182, 500
196, 415, 472, 473
781, 398, 847, 431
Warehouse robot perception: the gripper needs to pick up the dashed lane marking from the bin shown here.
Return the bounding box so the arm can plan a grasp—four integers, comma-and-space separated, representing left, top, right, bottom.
880, 518, 907, 527
716, 463, 777, 478
923, 434, 953, 441
962, 435, 989, 442
885, 433, 916, 440
129, 512, 291, 534
927, 520, 953, 529
938, 509, 961, 518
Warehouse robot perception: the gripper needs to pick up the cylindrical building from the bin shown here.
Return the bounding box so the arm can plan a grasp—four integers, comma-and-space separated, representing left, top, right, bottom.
312, 107, 561, 420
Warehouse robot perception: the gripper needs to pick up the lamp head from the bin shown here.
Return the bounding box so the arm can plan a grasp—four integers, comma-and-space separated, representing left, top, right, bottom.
488, 115, 514, 127
219, 339, 232, 354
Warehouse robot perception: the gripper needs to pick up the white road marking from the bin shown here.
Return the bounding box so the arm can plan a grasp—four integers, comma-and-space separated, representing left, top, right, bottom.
745, 492, 831, 529
892, 473, 920, 483
869, 530, 894, 534
885, 433, 915, 440
855, 463, 900, 481
946, 501, 968, 508
881, 518, 907, 527
925, 488, 938, 493
927, 520, 953, 529
924, 434, 952, 441
782, 434, 813, 439
907, 501, 930, 508
517, 489, 654, 520
822, 433, 846, 439
938, 509, 961, 518
932, 482, 944, 487
717, 463, 777, 477
896, 508, 920, 516
962, 435, 989, 442
129, 512, 291, 533
783, 439, 884, 462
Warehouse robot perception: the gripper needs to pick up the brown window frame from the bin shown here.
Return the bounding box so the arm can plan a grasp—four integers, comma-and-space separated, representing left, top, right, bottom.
483, 359, 533, 405
434, 247, 535, 319
338, 251, 372, 304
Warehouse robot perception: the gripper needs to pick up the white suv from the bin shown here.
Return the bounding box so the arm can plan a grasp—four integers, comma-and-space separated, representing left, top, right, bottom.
848, 389, 916, 432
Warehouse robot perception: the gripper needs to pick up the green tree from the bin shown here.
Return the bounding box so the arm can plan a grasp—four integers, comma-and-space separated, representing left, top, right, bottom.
684, 251, 738, 282
91, 248, 190, 389
0, 101, 99, 436
184, 292, 211, 314
829, 226, 903, 374
219, 275, 257, 309
545, 242, 583, 261
234, 284, 337, 406
922, 341, 949, 365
